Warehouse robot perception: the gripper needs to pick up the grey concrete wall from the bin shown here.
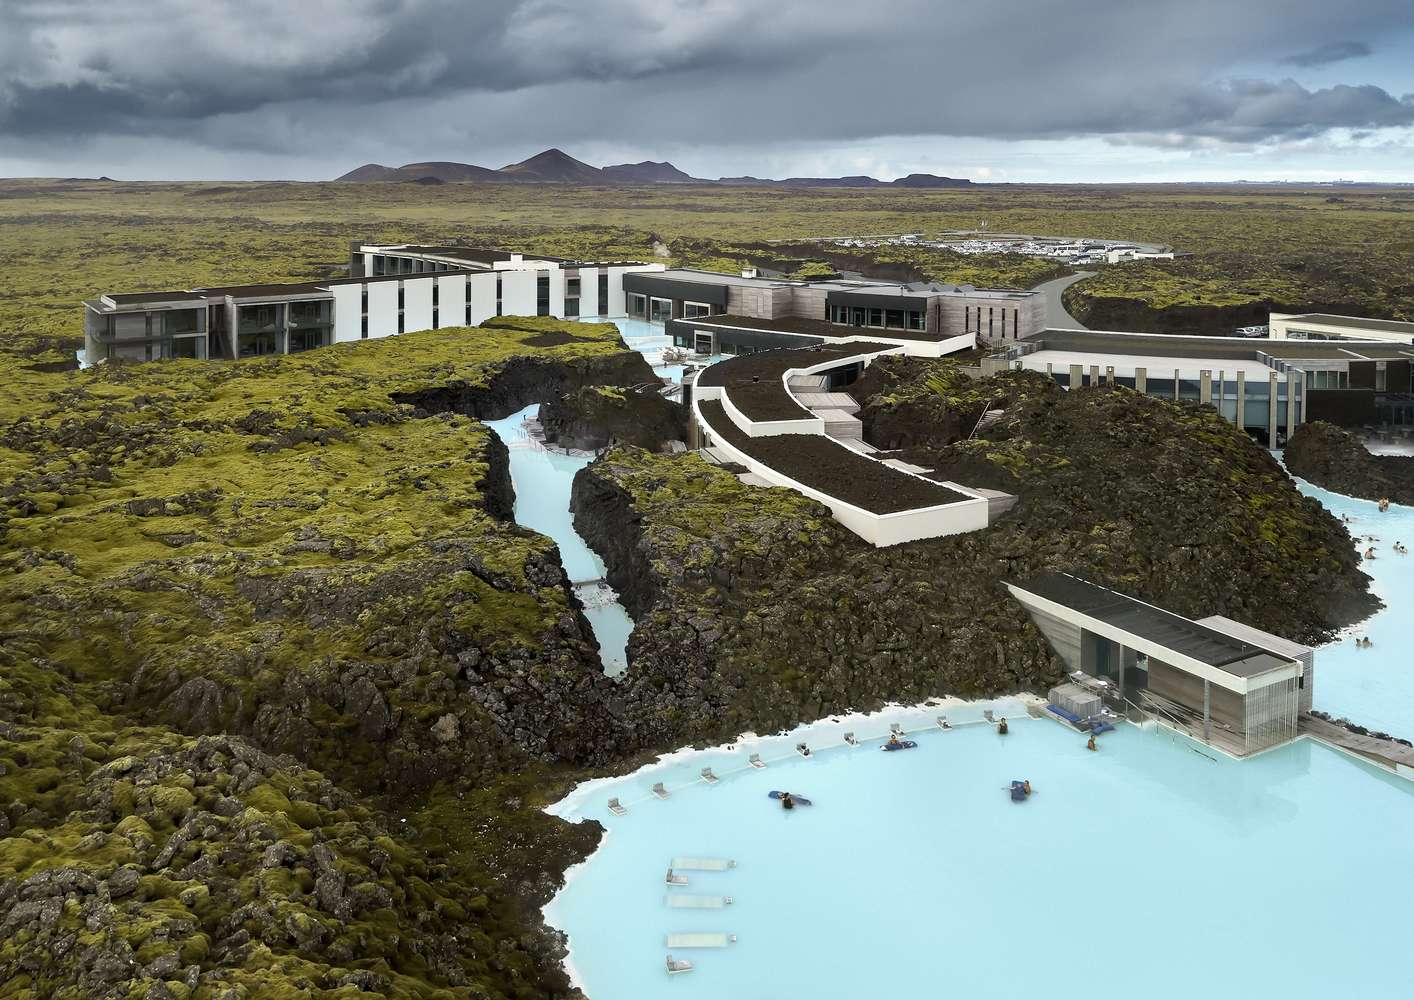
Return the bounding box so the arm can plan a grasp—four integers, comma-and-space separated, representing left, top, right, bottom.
787, 285, 828, 320
937, 293, 1045, 344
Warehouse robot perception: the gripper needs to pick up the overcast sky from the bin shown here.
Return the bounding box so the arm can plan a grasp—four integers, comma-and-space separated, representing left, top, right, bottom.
2, 0, 1413, 182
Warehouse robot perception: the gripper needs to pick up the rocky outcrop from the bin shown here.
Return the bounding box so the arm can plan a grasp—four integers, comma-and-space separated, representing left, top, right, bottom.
0, 319, 649, 999
542, 385, 687, 452
1285, 421, 1414, 505
849, 356, 1060, 450
0, 734, 598, 998
572, 378, 1375, 749
390, 351, 655, 421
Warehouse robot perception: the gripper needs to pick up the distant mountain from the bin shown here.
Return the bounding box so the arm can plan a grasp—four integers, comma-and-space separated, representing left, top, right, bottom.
333, 150, 977, 188
498, 148, 604, 183
395, 161, 504, 183
337, 163, 399, 182
601, 160, 695, 183
778, 175, 885, 188
890, 173, 974, 188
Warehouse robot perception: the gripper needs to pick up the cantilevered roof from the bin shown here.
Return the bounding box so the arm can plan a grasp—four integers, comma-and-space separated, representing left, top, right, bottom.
1021, 329, 1414, 363
1280, 313, 1414, 335
103, 291, 208, 305
1010, 573, 1295, 677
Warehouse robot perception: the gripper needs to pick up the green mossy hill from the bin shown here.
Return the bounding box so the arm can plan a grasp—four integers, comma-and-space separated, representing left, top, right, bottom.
540, 384, 688, 452
0, 319, 653, 997
1, 317, 649, 791
0, 732, 595, 998
1285, 421, 1414, 505
850, 356, 1061, 449
572, 383, 1373, 747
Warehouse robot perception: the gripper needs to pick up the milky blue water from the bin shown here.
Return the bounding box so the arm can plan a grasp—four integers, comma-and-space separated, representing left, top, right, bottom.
546, 707, 1414, 999
1298, 481, 1414, 737
483, 406, 632, 676
582, 315, 724, 381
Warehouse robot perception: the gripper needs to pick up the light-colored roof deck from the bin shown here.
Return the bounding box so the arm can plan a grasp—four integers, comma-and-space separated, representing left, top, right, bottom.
1280, 313, 1414, 335
1022, 348, 1281, 379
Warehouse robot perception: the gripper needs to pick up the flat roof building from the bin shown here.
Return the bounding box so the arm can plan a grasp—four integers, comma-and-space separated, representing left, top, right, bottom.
624, 268, 1044, 359
984, 328, 1414, 445
83, 243, 664, 364
1008, 573, 1312, 756
1270, 312, 1414, 346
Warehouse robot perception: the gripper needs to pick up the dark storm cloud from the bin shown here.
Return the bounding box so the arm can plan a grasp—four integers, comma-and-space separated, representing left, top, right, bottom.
1, 0, 1412, 174
1282, 41, 1373, 67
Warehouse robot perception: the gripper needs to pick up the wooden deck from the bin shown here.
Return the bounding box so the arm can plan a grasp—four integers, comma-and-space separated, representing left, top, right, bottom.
1301, 716, 1414, 774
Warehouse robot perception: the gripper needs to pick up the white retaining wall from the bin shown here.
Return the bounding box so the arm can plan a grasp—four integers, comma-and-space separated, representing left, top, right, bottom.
693, 395, 989, 546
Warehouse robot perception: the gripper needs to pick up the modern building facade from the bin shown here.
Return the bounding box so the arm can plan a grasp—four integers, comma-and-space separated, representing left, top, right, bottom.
82, 242, 664, 363
624, 268, 1043, 358
1269, 312, 1414, 346
985, 329, 1414, 444
1008, 573, 1312, 756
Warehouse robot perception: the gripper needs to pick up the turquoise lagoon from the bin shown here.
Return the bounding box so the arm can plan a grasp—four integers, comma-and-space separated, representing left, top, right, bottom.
546, 706, 1414, 999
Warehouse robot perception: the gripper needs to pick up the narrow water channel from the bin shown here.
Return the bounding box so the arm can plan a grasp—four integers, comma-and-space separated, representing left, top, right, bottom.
483, 404, 634, 677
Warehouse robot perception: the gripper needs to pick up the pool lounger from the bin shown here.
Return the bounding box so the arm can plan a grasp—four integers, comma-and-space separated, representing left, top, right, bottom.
606, 797, 626, 816
666, 894, 732, 908
889, 722, 904, 736
671, 857, 736, 871
651, 782, 669, 799
700, 767, 719, 784
844, 731, 859, 746
1047, 704, 1083, 725
666, 955, 694, 975
795, 742, 811, 757
748, 753, 765, 768
666, 933, 737, 948
937, 715, 952, 730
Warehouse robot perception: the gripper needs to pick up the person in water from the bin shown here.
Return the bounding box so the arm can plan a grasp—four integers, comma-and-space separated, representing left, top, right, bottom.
886, 734, 902, 749
1087, 734, 1098, 751
1365, 547, 1377, 560
1023, 780, 1032, 796
997, 718, 1009, 735
780, 792, 794, 810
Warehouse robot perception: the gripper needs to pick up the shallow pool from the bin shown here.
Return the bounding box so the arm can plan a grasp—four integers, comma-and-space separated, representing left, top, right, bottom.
546, 709, 1414, 999
1299, 481, 1414, 736
483, 406, 633, 675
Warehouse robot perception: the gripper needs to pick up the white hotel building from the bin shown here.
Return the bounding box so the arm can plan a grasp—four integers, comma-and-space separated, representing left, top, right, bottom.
82, 243, 665, 363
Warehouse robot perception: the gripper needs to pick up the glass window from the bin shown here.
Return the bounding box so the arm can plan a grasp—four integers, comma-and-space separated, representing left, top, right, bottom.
565, 297, 580, 318
628, 293, 647, 318
884, 310, 905, 329
598, 274, 609, 314
907, 311, 925, 331
851, 307, 867, 326
868, 308, 883, 327
684, 302, 712, 319
536, 275, 550, 316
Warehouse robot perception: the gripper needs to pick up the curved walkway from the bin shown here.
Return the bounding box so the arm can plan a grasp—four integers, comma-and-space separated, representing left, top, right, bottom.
1032, 270, 1095, 329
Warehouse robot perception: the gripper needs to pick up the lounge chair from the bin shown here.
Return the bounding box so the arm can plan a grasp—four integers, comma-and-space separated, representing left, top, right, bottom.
607, 797, 626, 816
700, 767, 719, 784
666, 955, 694, 975
748, 753, 765, 768
795, 742, 811, 757
843, 732, 858, 746
651, 782, 669, 799
937, 715, 952, 730
665, 869, 689, 886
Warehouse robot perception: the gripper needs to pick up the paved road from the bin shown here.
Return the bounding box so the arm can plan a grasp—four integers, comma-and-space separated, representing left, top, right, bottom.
1031, 270, 1095, 330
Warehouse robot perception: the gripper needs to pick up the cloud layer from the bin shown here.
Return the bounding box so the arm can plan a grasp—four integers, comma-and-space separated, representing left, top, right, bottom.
1, 0, 1411, 179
